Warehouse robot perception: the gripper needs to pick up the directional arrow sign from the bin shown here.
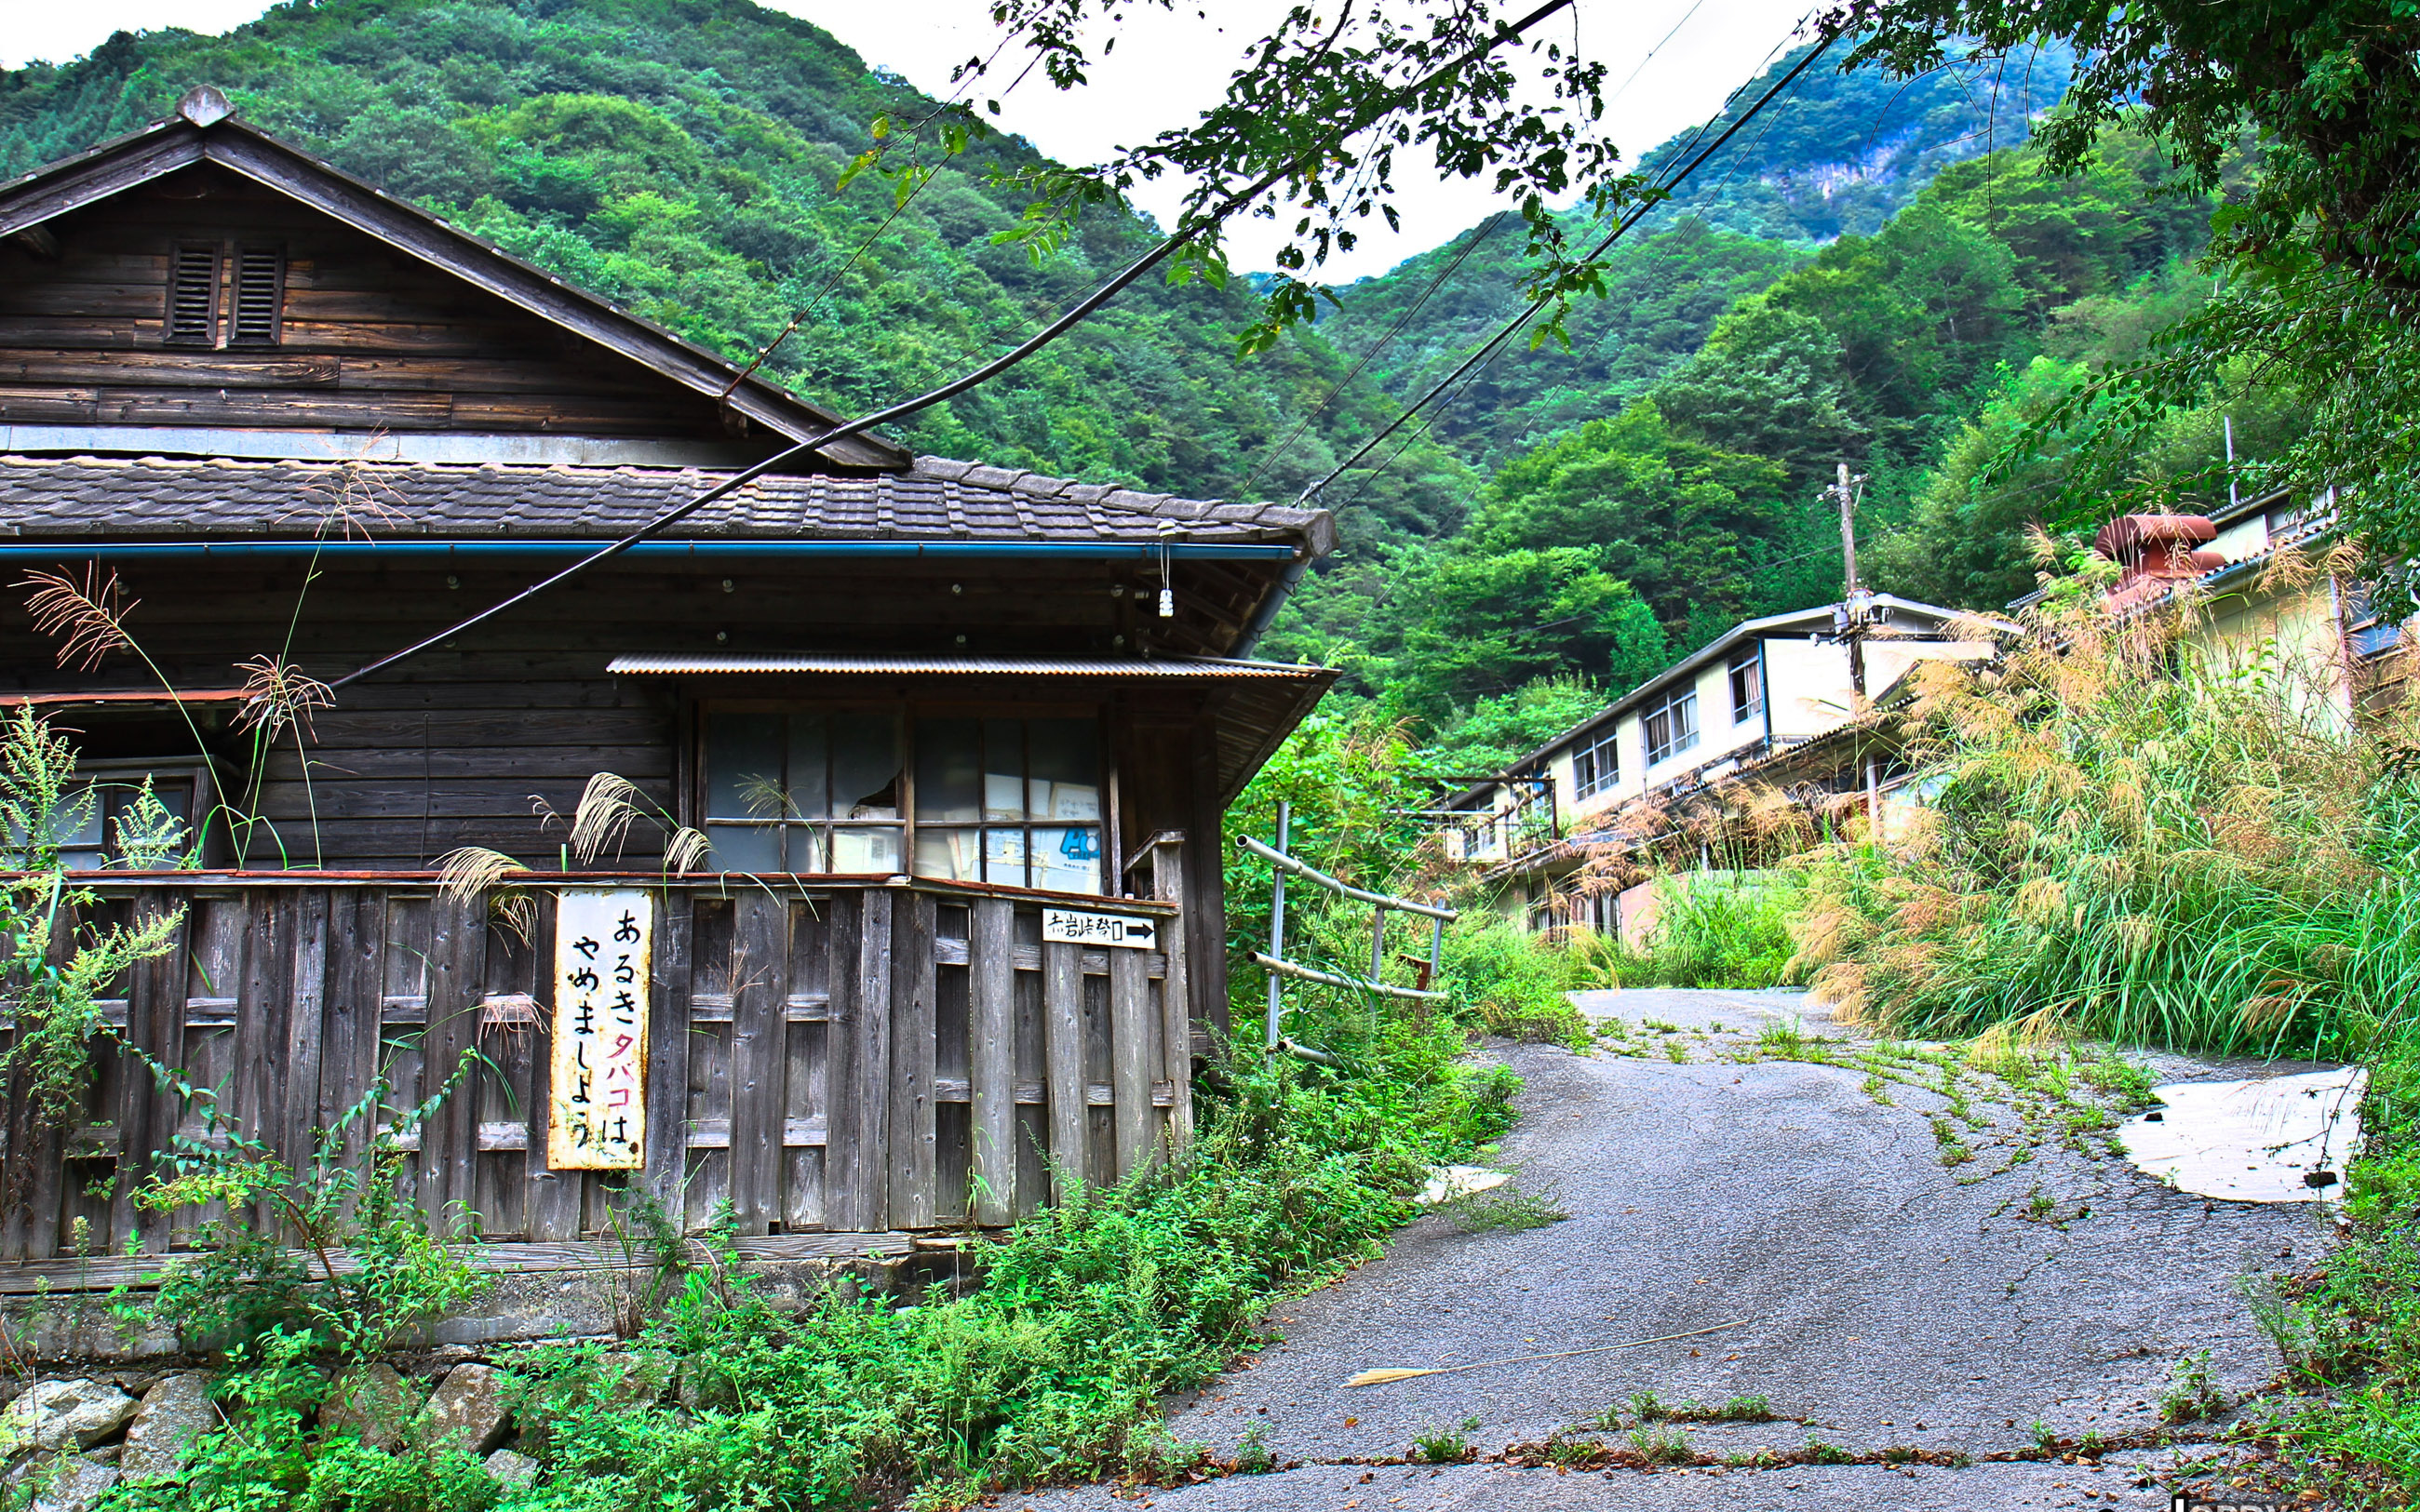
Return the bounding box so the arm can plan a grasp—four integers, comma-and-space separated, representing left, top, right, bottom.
1042, 908, 1159, 948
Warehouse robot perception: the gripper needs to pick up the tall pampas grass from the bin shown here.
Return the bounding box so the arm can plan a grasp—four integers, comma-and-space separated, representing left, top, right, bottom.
1791, 550, 2420, 1058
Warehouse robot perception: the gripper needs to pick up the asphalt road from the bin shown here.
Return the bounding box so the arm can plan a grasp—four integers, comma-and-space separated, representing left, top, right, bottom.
1038, 988, 2324, 1512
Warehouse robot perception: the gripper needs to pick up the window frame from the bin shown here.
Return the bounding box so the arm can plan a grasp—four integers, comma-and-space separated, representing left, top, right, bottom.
1570, 727, 1620, 800
1728, 643, 1765, 726
1642, 683, 1700, 767
51, 757, 222, 870
691, 696, 1113, 894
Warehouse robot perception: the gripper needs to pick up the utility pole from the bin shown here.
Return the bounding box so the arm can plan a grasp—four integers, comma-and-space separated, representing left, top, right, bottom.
1834, 462, 1867, 699
1833, 461, 1881, 835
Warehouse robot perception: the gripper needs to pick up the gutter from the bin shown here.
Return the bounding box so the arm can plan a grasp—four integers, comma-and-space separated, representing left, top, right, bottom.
0, 540, 1297, 563
1230, 551, 1311, 658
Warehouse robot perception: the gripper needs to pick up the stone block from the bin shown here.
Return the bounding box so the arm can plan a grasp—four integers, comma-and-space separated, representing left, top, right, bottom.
419, 1363, 510, 1455
0, 1382, 137, 1455
120, 1373, 218, 1481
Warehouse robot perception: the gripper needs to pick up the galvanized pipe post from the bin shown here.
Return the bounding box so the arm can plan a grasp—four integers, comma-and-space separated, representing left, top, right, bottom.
1264, 800, 1290, 1053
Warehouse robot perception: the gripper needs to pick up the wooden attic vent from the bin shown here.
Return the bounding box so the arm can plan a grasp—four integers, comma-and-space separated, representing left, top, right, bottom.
164, 243, 220, 345
164, 243, 285, 347
229, 245, 286, 345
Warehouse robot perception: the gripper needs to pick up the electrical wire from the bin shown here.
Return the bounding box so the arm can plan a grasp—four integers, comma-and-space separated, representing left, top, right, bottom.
1302, 20, 1840, 509
329, 0, 1591, 691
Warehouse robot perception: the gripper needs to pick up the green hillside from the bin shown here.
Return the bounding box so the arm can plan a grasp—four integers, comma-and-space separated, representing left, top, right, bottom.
1312, 40, 2077, 472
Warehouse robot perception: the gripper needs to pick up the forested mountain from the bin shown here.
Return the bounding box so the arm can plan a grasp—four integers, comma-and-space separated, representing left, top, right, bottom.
1312, 40, 2077, 472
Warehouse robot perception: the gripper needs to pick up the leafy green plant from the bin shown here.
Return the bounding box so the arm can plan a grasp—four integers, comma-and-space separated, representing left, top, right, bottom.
1232, 1424, 1277, 1475
1574, 873, 1806, 991
1627, 1425, 1692, 1465
1413, 1417, 1481, 1465
2158, 1352, 2228, 1424
0, 705, 186, 1130
143, 1069, 487, 1362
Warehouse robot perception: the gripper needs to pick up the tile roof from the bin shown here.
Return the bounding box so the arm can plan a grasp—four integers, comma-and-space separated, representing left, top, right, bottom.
0, 454, 1334, 554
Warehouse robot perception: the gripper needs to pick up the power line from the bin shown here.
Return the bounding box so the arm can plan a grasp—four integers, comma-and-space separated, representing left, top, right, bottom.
1305, 22, 1842, 509
329, 0, 1591, 691
1237, 211, 1509, 502
1238, 0, 1719, 502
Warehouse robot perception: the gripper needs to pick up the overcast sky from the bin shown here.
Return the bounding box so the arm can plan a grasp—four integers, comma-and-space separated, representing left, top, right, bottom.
0, 0, 1817, 279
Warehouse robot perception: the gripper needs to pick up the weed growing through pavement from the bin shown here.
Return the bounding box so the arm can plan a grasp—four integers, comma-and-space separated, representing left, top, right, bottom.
1414, 1416, 1481, 1465
1444, 1180, 1569, 1233
1627, 1425, 1692, 1465
1233, 1424, 1278, 1474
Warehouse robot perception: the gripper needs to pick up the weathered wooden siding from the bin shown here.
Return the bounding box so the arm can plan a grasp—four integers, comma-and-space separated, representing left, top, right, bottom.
0, 164, 767, 444
4, 876, 1190, 1261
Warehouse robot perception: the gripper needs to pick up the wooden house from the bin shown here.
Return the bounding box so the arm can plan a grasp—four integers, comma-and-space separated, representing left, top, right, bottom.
0, 88, 1336, 1266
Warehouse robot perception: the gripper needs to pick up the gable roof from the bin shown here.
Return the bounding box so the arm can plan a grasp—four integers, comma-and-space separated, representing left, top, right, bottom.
0, 452, 1335, 552
0, 87, 905, 472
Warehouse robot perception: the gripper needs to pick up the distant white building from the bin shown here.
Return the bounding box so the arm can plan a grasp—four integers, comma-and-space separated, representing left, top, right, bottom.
1438, 595, 2002, 933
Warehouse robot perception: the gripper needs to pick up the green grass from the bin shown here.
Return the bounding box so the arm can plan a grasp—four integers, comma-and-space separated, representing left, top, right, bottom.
1571, 874, 1806, 991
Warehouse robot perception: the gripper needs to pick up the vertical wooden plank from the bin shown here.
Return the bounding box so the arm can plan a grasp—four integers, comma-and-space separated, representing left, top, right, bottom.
852, 888, 893, 1233
1150, 843, 1193, 1157
317, 889, 383, 1164
1042, 940, 1086, 1200
969, 898, 1015, 1226
1189, 719, 1232, 1047
728, 890, 789, 1235
640, 888, 693, 1221
1109, 944, 1151, 1179
783, 899, 830, 1232
823, 890, 862, 1232
889, 891, 937, 1229
424, 894, 489, 1236
281, 890, 330, 1177
111, 889, 188, 1252
234, 892, 290, 1238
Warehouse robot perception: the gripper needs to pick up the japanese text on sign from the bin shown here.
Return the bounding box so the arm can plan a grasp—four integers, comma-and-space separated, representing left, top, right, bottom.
548, 889, 652, 1170
1042, 908, 1158, 949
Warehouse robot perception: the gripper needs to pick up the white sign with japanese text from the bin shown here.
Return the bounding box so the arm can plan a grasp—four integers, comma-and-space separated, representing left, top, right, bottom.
547, 888, 652, 1170
1042, 908, 1159, 949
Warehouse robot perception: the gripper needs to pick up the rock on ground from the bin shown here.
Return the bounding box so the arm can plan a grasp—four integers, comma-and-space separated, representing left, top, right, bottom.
421, 1363, 511, 1455
120, 1372, 217, 1480
6, 1452, 121, 1512
0, 1381, 138, 1454
483, 1449, 540, 1490
318, 1363, 419, 1452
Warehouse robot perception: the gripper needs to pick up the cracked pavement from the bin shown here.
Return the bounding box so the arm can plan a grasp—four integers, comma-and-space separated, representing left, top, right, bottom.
1040, 988, 2329, 1510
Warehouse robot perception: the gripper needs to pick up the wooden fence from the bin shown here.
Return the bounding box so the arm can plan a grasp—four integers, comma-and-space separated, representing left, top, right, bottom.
2, 857, 1193, 1263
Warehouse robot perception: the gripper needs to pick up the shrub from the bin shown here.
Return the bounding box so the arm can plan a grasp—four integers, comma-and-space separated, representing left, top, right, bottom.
1571, 873, 1806, 990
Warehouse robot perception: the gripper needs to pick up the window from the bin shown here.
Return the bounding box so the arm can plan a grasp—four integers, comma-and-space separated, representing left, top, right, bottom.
163, 242, 285, 348
1571, 728, 1620, 799
1642, 684, 1699, 766
12, 761, 210, 870
701, 710, 1103, 892
1728, 645, 1764, 724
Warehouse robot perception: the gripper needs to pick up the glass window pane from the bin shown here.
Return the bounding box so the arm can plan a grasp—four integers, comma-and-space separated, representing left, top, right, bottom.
915, 717, 982, 821
786, 713, 830, 819
1032, 824, 1101, 894
833, 716, 901, 820
706, 713, 786, 821
983, 827, 1028, 887
705, 821, 782, 874
914, 827, 982, 882
1028, 719, 1100, 822
831, 826, 902, 874
982, 717, 1025, 820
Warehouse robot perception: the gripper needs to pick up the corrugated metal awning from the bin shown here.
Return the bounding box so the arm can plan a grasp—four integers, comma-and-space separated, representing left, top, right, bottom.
606, 653, 1329, 679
